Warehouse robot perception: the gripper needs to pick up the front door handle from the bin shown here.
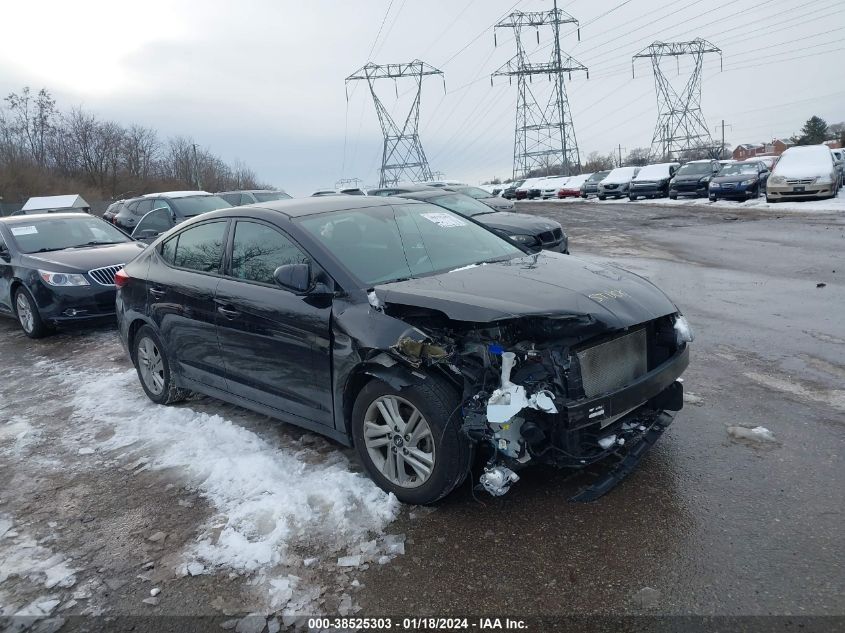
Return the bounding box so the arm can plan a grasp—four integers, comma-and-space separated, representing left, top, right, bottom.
149, 287, 165, 299
216, 305, 240, 319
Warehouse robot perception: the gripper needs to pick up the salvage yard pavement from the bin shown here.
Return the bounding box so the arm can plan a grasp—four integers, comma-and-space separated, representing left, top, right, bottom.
1, 200, 843, 630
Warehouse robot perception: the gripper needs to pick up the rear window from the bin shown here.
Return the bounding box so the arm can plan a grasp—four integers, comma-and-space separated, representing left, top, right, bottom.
253, 191, 292, 202
169, 195, 232, 217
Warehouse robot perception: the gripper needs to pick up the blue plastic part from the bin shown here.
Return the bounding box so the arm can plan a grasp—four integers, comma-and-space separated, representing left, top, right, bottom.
488, 343, 504, 356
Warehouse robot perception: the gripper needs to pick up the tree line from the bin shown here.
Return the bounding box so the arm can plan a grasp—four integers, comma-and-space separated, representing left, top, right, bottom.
0, 87, 271, 205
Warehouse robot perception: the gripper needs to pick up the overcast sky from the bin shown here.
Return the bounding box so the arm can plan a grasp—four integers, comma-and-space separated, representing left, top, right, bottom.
1, 0, 843, 195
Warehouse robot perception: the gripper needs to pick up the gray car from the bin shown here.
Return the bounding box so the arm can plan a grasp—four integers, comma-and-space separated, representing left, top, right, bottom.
448, 185, 515, 211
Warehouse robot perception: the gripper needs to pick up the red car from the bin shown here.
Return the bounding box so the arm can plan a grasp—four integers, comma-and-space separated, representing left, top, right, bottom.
557, 174, 592, 198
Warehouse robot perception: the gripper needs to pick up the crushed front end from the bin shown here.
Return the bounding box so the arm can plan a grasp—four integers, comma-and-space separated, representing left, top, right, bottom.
386, 308, 693, 501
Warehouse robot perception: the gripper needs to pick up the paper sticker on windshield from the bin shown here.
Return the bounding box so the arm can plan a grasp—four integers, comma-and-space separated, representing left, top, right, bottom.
11, 226, 38, 236
421, 212, 467, 228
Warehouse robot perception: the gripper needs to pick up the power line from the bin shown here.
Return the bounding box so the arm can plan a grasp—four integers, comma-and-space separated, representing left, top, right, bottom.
366, 0, 397, 62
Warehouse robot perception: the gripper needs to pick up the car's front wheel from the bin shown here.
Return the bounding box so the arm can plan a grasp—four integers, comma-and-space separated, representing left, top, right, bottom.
352, 377, 472, 505
14, 287, 47, 338
132, 325, 189, 405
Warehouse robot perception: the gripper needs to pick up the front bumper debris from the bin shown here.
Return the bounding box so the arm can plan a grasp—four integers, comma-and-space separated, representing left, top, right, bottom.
569, 411, 674, 502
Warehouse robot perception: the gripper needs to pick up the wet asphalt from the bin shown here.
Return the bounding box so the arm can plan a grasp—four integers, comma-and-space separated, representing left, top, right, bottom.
356, 200, 845, 618
0, 199, 843, 627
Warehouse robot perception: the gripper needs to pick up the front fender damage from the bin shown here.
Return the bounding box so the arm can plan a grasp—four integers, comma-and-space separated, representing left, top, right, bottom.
334, 290, 690, 501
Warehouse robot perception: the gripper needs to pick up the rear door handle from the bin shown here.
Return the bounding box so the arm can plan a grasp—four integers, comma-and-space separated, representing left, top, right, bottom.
216, 305, 240, 319
149, 287, 165, 299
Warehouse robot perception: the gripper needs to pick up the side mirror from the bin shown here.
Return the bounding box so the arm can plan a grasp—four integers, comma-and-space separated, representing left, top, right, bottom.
0, 244, 10, 262
274, 263, 311, 293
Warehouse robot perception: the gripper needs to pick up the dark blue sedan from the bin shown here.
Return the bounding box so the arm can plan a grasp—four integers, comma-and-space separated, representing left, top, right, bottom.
708, 161, 770, 202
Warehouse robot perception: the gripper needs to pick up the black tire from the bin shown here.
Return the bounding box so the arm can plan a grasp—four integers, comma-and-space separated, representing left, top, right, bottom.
14, 287, 48, 339
669, 194, 677, 200
132, 325, 189, 405
597, 195, 606, 201
628, 195, 636, 201
351, 376, 472, 505
580, 194, 587, 199
709, 195, 717, 202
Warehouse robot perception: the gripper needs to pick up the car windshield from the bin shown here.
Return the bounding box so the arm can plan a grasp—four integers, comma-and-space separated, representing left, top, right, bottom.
428, 193, 495, 217
677, 162, 713, 175
169, 195, 231, 217
587, 171, 609, 182
455, 186, 492, 199
253, 191, 292, 202
719, 163, 759, 176
298, 202, 523, 285
7, 216, 132, 253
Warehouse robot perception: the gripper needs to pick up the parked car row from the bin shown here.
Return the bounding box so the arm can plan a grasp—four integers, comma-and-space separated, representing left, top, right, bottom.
489, 144, 840, 206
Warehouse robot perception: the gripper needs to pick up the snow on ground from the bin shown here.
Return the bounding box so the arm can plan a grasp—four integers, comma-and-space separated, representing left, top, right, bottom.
0, 514, 77, 618
537, 193, 845, 213
61, 367, 402, 613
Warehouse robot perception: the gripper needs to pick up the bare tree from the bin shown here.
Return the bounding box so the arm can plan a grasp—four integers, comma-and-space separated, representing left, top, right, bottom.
4, 87, 56, 167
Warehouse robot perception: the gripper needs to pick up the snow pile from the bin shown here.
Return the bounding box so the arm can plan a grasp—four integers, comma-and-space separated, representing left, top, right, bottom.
66, 369, 401, 577
0, 417, 41, 455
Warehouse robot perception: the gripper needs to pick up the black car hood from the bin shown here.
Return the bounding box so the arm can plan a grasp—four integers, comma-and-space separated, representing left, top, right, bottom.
473, 211, 560, 235
712, 174, 756, 184
375, 252, 677, 327
21, 242, 146, 271
673, 174, 709, 183
480, 197, 514, 210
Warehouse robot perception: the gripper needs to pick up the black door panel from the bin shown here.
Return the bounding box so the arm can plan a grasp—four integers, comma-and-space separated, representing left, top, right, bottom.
215, 220, 333, 425
147, 220, 229, 390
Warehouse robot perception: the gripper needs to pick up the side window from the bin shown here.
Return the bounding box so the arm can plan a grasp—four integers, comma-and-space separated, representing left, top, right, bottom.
161, 235, 177, 264
230, 221, 309, 285
125, 201, 139, 215
219, 194, 239, 206
152, 198, 173, 212
170, 221, 228, 273
134, 199, 153, 216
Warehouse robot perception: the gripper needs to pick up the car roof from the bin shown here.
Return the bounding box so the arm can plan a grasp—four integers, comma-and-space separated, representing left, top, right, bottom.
0, 212, 99, 224
202, 194, 407, 219
142, 190, 213, 198
217, 189, 287, 195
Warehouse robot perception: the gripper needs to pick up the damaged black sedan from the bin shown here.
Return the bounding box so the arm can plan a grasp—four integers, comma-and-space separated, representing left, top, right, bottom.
116, 197, 692, 505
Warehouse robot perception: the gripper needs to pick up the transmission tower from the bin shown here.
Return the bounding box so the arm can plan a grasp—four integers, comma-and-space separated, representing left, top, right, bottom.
346, 60, 444, 187
632, 39, 722, 161
492, 0, 587, 179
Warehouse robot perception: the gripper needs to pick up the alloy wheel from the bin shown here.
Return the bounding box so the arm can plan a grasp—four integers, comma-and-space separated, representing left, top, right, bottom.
363, 395, 436, 489
136, 336, 165, 395
16, 293, 34, 334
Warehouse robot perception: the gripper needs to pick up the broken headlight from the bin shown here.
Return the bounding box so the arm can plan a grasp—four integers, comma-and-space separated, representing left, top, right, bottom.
673, 314, 694, 344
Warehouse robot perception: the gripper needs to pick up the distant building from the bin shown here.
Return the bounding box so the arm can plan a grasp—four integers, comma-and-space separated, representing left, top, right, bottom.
732, 139, 795, 161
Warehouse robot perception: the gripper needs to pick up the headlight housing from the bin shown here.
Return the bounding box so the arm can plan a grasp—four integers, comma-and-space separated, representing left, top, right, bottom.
709, 182, 720, 189
699, 176, 711, 183
770, 175, 786, 185
674, 314, 694, 345
741, 179, 756, 186
509, 234, 539, 246
815, 175, 833, 185
39, 270, 89, 286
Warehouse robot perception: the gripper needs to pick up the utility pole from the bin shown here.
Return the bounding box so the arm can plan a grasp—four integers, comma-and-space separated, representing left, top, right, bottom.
633, 39, 722, 161
191, 143, 202, 190
345, 60, 444, 187
617, 144, 626, 167
714, 120, 732, 159
491, 1, 588, 179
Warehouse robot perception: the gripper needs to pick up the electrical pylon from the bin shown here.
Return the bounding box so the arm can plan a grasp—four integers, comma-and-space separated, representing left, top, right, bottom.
346, 60, 444, 187
492, 0, 587, 179
632, 39, 722, 161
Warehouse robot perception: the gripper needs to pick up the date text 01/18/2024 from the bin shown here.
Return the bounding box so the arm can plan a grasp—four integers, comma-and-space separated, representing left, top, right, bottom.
306, 617, 528, 630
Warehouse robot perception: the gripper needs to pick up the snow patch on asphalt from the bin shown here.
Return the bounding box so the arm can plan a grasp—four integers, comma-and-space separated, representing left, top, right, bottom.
727, 425, 777, 443
0, 514, 77, 616
66, 369, 401, 575
0, 417, 41, 455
